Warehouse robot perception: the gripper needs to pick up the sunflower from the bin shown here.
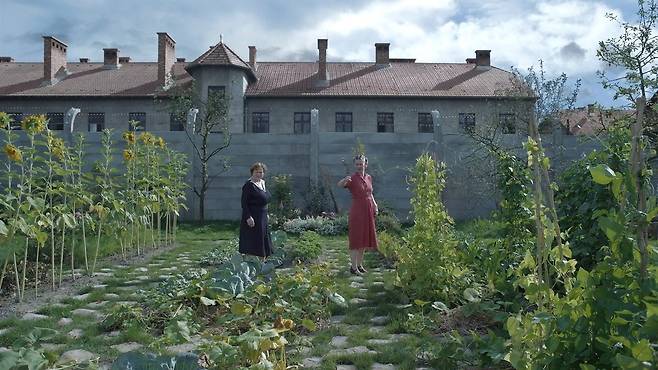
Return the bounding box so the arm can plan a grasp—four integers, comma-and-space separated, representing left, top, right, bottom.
20, 114, 47, 135
122, 131, 136, 144
4, 144, 22, 162
0, 112, 12, 130
139, 132, 155, 145
274, 317, 295, 331
123, 149, 135, 161
156, 137, 166, 148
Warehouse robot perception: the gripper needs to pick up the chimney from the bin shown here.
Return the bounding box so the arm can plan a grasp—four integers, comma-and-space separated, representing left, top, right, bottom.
475, 50, 490, 68
43, 36, 69, 85
0, 57, 14, 63
465, 58, 476, 64
103, 48, 120, 69
176, 57, 186, 63
119, 56, 131, 63
157, 32, 176, 88
79, 58, 89, 63
375, 43, 390, 66
316, 39, 328, 87
248, 46, 257, 70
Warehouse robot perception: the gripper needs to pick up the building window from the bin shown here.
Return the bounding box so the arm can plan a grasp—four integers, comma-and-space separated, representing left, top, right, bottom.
6, 112, 23, 130
208, 85, 225, 99
47, 112, 64, 131
170, 113, 185, 131
459, 113, 476, 132
128, 112, 146, 131
377, 112, 394, 132
335, 112, 352, 132
88, 112, 105, 132
418, 113, 433, 133
252, 112, 269, 133
293, 112, 311, 134
499, 113, 516, 134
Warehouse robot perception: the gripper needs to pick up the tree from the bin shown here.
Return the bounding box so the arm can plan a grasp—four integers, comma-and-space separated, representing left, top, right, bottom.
597, 0, 658, 281
166, 83, 231, 221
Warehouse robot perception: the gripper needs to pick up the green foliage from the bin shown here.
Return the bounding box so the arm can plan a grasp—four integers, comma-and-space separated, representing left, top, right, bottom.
287, 231, 322, 262
495, 152, 534, 250
101, 304, 147, 331
198, 239, 236, 266
304, 183, 331, 216
377, 231, 403, 262
556, 125, 630, 269
282, 215, 347, 236
269, 174, 299, 225
375, 208, 402, 235
397, 153, 473, 305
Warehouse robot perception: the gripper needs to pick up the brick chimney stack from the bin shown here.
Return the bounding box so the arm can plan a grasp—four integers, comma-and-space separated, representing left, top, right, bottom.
375, 43, 390, 66
0, 57, 14, 63
103, 48, 120, 69
475, 50, 491, 68
157, 32, 176, 88
248, 46, 257, 70
43, 36, 69, 85
119, 56, 131, 63
316, 39, 329, 87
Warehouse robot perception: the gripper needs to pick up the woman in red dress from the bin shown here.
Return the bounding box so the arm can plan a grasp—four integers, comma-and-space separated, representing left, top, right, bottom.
337, 155, 378, 275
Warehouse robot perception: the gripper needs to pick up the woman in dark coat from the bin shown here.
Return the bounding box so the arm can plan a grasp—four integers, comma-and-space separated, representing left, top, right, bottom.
239, 162, 273, 258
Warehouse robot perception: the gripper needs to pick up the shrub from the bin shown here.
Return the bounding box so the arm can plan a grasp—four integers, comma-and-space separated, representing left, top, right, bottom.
282, 215, 347, 236
287, 231, 322, 262
377, 231, 403, 262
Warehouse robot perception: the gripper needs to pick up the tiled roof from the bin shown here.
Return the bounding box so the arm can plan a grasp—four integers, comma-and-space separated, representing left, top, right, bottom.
0, 58, 525, 99
186, 42, 256, 81
246, 62, 524, 98
0, 62, 192, 97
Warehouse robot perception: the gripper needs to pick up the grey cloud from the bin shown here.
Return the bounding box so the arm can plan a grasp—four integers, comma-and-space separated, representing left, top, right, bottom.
560, 41, 587, 62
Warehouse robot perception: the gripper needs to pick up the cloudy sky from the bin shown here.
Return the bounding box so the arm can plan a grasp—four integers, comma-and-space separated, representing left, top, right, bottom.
0, 0, 645, 107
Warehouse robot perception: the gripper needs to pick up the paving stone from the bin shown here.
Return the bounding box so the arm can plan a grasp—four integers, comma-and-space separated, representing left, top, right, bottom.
123, 280, 142, 285
0, 347, 10, 353
372, 281, 385, 287
92, 284, 108, 289
330, 336, 349, 348
136, 275, 150, 281
161, 266, 177, 272
93, 272, 113, 277
100, 268, 114, 272
135, 267, 148, 272
329, 315, 345, 324
41, 343, 66, 352
337, 366, 357, 370
115, 286, 137, 292
389, 334, 413, 341
147, 263, 161, 267
327, 346, 377, 357
104, 293, 120, 300
115, 301, 137, 306
349, 298, 368, 305
349, 282, 363, 288
375, 291, 387, 297
165, 342, 198, 353
367, 338, 394, 345
58, 318, 73, 326
158, 275, 174, 280
371, 363, 398, 370
22, 313, 48, 320
368, 326, 387, 334
71, 308, 103, 320
370, 316, 389, 325
72, 293, 90, 301
87, 301, 109, 309
349, 276, 364, 282
111, 342, 143, 353
107, 331, 121, 337
301, 357, 323, 368
58, 349, 97, 364
0, 328, 11, 336
68, 329, 84, 339
115, 265, 129, 269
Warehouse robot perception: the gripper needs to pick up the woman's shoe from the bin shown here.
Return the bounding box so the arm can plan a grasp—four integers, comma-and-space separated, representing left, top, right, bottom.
350, 267, 363, 276
358, 265, 367, 273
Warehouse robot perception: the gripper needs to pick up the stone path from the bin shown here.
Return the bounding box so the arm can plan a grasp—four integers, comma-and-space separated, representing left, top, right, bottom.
291, 240, 433, 370
0, 234, 436, 369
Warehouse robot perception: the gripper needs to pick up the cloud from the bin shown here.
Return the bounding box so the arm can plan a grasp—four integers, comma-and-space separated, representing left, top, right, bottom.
560, 41, 587, 62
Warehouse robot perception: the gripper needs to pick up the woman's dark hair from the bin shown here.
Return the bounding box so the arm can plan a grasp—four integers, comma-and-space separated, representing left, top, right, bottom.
250, 162, 268, 174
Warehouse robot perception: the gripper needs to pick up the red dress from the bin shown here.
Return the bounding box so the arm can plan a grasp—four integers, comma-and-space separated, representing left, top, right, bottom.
345, 172, 378, 250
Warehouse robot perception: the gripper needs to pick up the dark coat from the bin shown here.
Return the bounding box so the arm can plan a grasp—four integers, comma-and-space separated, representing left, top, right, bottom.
239, 180, 273, 257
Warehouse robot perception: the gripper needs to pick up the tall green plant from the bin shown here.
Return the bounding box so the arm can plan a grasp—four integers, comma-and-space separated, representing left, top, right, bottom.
397, 153, 472, 304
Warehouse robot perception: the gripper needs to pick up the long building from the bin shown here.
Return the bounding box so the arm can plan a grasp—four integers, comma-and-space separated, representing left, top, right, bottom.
0, 32, 548, 220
